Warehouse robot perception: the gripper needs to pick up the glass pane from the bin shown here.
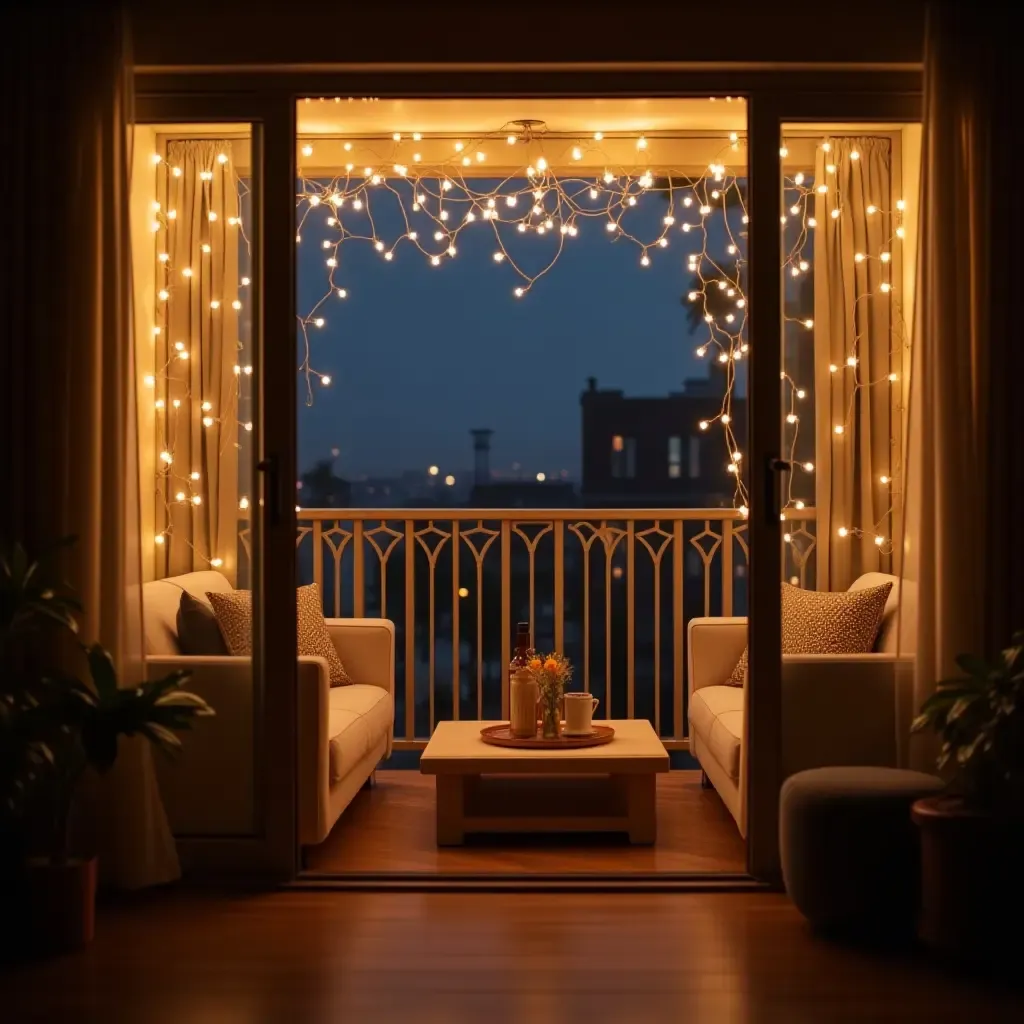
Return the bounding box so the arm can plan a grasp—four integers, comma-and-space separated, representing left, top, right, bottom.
132, 125, 260, 835
293, 96, 751, 877
778, 121, 920, 769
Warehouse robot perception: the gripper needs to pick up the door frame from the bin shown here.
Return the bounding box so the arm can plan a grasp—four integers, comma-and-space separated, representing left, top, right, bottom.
135, 68, 920, 885
134, 90, 299, 878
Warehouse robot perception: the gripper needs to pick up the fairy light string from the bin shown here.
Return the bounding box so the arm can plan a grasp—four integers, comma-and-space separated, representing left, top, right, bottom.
144, 120, 908, 571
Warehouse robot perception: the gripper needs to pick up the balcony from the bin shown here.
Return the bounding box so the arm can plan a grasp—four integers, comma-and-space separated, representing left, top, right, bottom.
247, 506, 818, 750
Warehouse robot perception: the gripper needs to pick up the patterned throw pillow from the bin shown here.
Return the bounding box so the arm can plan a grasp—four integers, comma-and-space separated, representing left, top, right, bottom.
207, 583, 352, 686
726, 581, 893, 685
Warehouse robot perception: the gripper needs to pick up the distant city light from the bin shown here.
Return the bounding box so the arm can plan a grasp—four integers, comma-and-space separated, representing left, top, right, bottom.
458, 587, 469, 598
536, 472, 546, 482
444, 474, 455, 486
428, 465, 439, 476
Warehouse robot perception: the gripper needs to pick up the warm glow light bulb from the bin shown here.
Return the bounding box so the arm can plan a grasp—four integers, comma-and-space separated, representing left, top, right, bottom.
834, 425, 845, 434
837, 527, 849, 537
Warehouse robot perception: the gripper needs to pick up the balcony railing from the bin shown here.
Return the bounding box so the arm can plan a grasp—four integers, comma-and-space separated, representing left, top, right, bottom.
248, 507, 817, 750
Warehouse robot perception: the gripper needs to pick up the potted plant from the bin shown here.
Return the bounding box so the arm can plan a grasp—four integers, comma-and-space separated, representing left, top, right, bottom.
1, 538, 213, 955
910, 630, 1024, 963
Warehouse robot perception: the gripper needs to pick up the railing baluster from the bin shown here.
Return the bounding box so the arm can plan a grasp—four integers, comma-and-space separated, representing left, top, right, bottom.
500, 520, 511, 722
626, 520, 635, 721
451, 521, 460, 721
353, 520, 364, 617
673, 517, 684, 742
722, 518, 734, 617
554, 520, 564, 655
653, 529, 662, 738
312, 519, 323, 610
404, 519, 415, 743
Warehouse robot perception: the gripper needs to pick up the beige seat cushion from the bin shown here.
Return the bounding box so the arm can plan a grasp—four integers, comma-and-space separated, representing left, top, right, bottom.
728, 581, 893, 685
327, 685, 394, 783
689, 685, 744, 781
208, 583, 352, 685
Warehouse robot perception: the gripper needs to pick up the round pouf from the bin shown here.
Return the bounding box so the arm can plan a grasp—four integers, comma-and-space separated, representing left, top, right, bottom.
780, 767, 944, 938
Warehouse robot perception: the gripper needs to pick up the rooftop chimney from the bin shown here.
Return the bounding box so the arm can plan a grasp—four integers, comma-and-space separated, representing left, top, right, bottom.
470, 429, 494, 487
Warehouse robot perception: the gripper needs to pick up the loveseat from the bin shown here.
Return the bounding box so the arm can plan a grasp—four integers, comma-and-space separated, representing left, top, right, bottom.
142, 570, 395, 846
687, 572, 914, 836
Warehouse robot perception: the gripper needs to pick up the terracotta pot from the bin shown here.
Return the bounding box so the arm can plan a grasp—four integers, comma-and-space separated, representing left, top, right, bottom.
25, 855, 98, 954
912, 796, 1024, 964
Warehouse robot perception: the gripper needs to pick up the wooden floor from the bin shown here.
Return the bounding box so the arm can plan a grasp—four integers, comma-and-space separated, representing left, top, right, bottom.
2, 889, 1020, 1022
305, 769, 747, 875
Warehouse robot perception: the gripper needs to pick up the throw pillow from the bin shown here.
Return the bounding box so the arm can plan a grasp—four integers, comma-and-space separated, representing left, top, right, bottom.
726, 581, 893, 685
207, 583, 352, 686
176, 591, 229, 656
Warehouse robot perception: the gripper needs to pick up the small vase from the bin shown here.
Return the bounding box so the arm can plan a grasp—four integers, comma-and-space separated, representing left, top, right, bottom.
541, 697, 562, 740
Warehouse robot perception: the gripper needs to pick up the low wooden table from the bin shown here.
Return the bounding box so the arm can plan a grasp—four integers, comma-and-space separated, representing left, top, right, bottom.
419, 720, 670, 845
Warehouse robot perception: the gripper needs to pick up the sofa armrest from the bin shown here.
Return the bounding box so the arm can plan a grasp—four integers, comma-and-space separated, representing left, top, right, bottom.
326, 618, 395, 695
146, 655, 332, 838
145, 655, 256, 835
687, 617, 747, 701
780, 654, 912, 775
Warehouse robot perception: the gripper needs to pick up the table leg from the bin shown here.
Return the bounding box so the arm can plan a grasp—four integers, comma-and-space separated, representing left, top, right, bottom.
626, 773, 657, 844
435, 775, 466, 846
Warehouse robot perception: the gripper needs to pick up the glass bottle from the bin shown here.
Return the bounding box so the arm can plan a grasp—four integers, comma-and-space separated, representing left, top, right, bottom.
508, 621, 537, 738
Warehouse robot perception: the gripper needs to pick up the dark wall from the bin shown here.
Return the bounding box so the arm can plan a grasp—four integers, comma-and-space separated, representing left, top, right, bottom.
130, 2, 925, 70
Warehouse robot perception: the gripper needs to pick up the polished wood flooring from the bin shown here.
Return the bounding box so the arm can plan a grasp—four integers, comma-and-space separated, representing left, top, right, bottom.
305, 769, 746, 875
2, 890, 1020, 1022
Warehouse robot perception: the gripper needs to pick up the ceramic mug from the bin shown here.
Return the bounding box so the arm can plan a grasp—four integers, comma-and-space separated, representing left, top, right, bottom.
563, 692, 599, 735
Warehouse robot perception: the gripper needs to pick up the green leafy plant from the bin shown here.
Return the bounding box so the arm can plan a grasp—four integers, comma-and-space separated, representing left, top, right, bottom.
911, 631, 1024, 813
1, 538, 214, 860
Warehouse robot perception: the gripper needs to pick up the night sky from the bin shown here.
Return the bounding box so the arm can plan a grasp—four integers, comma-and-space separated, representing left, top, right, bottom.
296, 177, 739, 481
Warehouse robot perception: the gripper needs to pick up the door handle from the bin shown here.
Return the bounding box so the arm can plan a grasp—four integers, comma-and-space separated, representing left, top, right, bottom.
764, 457, 792, 526
257, 455, 282, 528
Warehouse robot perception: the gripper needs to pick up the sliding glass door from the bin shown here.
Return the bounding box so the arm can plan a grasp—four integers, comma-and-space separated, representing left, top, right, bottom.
132, 94, 298, 877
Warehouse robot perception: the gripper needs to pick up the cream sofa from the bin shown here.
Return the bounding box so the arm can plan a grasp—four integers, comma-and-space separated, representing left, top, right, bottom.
687, 572, 914, 837
142, 570, 395, 846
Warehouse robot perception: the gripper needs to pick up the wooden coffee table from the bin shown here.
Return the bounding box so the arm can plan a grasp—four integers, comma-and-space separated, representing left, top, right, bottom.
420, 720, 670, 845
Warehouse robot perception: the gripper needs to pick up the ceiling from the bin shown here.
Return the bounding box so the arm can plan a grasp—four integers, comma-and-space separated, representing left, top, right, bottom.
296, 97, 748, 137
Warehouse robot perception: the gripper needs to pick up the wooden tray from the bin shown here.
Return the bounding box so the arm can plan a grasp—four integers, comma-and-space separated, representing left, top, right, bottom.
479, 723, 615, 749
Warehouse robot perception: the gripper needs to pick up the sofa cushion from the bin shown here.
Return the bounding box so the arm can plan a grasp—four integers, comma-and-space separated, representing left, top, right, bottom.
207, 584, 352, 685
728, 581, 893, 685
177, 591, 229, 655
142, 570, 233, 656
689, 685, 744, 781
327, 685, 394, 784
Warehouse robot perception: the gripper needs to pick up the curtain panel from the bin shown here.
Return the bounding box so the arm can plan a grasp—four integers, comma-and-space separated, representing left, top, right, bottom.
1, 4, 180, 887
813, 137, 900, 592
154, 140, 241, 582
905, 4, 1023, 764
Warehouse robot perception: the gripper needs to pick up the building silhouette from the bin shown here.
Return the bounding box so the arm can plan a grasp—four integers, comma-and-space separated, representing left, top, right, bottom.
580, 372, 748, 509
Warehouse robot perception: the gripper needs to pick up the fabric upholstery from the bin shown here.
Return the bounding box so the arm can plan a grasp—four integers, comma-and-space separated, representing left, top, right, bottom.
207, 583, 351, 685
142, 572, 395, 847
687, 573, 915, 836
728, 580, 892, 684
327, 685, 394, 784
688, 686, 743, 781
780, 767, 944, 935
176, 591, 229, 656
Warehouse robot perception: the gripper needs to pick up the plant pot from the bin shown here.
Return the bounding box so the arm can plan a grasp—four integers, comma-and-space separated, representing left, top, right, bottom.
24, 855, 98, 954
912, 796, 1024, 965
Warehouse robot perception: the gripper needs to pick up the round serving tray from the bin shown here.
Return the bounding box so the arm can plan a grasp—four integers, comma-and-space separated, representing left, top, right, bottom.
479, 723, 615, 749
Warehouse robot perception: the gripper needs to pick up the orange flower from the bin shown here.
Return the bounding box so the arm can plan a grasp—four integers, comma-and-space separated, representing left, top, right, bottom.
543, 658, 559, 673
528, 658, 542, 671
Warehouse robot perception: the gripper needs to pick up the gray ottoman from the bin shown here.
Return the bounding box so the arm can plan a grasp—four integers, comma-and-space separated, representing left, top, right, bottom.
780, 767, 944, 937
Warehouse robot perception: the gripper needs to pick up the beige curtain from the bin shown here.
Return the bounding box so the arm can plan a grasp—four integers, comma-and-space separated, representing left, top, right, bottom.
813, 137, 898, 591
0, 7, 180, 888
155, 141, 241, 582
903, 6, 1022, 767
